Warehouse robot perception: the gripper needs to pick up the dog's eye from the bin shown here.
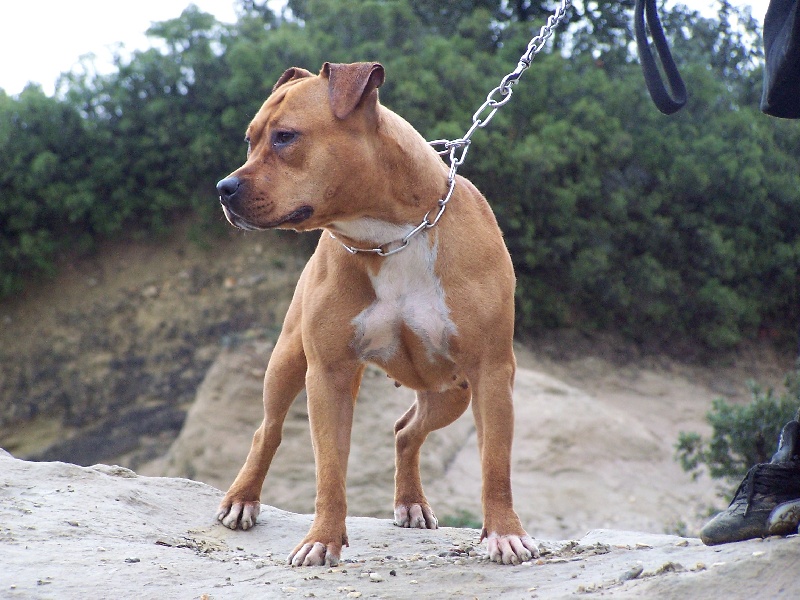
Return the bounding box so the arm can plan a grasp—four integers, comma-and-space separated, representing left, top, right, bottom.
245, 136, 251, 156
272, 130, 297, 148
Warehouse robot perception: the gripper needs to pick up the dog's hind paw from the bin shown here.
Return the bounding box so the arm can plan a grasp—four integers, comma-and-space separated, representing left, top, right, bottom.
485, 532, 540, 565
216, 500, 261, 530
394, 503, 438, 529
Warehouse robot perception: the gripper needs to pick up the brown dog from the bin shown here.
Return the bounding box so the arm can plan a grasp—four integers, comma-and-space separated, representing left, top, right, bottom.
215, 62, 537, 566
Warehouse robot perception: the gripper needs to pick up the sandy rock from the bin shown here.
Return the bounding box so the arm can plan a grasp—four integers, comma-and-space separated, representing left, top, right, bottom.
1, 452, 797, 599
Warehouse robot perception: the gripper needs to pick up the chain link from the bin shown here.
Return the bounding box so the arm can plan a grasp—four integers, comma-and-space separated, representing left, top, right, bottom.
332, 0, 572, 257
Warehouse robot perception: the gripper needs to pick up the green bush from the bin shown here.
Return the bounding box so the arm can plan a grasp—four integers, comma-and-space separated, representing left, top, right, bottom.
676, 362, 800, 482
439, 509, 482, 529
0, 1, 798, 351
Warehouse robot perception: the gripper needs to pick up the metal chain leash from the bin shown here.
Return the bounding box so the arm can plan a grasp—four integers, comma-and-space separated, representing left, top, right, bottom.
331, 0, 573, 257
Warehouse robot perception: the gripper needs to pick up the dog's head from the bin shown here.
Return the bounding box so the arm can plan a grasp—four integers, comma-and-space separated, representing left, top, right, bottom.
216, 62, 386, 232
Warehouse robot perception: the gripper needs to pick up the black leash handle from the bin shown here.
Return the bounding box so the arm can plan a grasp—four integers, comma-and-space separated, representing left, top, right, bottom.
635, 0, 687, 114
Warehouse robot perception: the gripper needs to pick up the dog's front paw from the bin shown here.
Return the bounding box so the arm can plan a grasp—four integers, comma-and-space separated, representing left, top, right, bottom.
485, 532, 540, 565
394, 503, 438, 529
288, 526, 349, 567
288, 541, 341, 567
216, 499, 261, 530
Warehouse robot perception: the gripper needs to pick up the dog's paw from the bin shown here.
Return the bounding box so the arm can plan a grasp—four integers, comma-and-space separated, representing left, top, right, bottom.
485, 532, 540, 565
394, 503, 438, 529
216, 500, 261, 530
288, 541, 341, 567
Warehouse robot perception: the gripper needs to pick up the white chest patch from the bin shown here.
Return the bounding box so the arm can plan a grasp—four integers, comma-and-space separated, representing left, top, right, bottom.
336, 219, 457, 363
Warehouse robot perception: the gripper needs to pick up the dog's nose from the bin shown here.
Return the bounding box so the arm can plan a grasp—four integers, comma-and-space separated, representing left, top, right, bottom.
217, 177, 241, 203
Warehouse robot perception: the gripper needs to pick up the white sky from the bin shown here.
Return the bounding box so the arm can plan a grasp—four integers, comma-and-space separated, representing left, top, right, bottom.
0, 0, 772, 97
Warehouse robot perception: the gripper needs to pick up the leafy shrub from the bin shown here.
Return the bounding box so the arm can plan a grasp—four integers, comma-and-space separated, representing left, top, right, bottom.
439, 509, 482, 529
0, 1, 798, 352
676, 362, 800, 482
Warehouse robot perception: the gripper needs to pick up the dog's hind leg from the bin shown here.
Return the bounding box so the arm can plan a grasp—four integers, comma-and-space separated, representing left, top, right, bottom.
470, 359, 539, 564
217, 291, 307, 531
393, 385, 471, 529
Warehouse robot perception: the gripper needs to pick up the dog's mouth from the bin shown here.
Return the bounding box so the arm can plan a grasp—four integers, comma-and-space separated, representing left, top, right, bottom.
277, 206, 314, 227
222, 204, 314, 231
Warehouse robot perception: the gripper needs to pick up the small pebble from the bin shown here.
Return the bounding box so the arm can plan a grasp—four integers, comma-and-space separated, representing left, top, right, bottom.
619, 564, 644, 582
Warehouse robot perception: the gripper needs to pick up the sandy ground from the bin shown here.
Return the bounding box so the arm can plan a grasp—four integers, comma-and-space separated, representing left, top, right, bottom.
1, 450, 798, 599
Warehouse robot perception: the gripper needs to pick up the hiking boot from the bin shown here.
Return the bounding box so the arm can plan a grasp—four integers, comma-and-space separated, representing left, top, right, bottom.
700, 420, 800, 546
769, 498, 800, 536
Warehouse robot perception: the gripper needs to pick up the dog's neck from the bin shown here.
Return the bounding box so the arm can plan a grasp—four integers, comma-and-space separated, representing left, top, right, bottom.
325, 108, 448, 251
376, 109, 446, 207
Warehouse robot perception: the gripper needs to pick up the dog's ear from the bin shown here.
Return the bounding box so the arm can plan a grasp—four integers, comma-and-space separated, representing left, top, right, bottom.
272, 67, 314, 93
321, 62, 385, 120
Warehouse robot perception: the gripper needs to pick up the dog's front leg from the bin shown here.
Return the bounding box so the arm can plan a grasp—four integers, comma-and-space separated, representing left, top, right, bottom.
471, 359, 540, 565
288, 362, 363, 567
217, 298, 307, 530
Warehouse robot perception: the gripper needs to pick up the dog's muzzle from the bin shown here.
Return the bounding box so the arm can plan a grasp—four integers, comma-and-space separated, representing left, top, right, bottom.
216, 176, 313, 231
217, 176, 242, 210
217, 176, 258, 230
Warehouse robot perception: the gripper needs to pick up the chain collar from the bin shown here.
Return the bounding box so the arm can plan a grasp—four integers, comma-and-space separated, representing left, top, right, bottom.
328, 174, 456, 257
329, 0, 571, 258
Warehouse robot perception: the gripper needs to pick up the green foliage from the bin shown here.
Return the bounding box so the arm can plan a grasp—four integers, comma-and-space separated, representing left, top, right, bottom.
439, 509, 482, 529
676, 363, 800, 482
0, 85, 97, 294
0, 0, 798, 351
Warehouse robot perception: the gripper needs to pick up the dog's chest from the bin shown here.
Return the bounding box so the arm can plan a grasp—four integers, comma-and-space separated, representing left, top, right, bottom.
350, 230, 457, 364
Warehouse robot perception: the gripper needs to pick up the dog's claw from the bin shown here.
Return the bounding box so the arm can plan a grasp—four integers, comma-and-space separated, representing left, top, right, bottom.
394, 504, 438, 529
486, 533, 539, 565
217, 500, 261, 530
288, 542, 340, 567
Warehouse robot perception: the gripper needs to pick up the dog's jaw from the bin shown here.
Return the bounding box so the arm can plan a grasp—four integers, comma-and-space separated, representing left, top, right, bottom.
221, 204, 261, 231
222, 203, 314, 231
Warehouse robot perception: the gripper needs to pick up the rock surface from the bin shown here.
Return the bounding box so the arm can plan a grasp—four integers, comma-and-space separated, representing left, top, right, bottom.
1, 450, 797, 599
